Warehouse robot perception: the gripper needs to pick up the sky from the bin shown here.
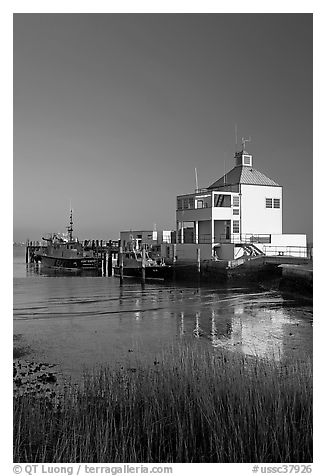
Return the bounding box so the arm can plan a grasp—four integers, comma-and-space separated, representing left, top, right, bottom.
13, 13, 313, 242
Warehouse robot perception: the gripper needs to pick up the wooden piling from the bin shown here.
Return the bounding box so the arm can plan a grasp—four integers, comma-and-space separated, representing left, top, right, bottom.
196, 247, 201, 283
141, 247, 146, 284
196, 248, 201, 273
172, 243, 177, 281
102, 251, 106, 276
119, 246, 124, 285
107, 251, 112, 276
25, 241, 29, 263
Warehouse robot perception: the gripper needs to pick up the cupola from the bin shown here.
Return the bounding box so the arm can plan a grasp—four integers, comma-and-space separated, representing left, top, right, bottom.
234, 137, 253, 167
235, 150, 253, 167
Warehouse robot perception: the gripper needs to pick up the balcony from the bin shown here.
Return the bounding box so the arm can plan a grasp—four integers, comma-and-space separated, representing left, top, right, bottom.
177, 233, 272, 245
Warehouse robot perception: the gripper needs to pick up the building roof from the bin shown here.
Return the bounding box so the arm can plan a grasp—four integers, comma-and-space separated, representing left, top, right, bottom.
207, 165, 280, 189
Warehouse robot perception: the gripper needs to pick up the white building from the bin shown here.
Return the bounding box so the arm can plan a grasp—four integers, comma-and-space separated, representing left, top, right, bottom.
120, 229, 173, 251
170, 147, 307, 261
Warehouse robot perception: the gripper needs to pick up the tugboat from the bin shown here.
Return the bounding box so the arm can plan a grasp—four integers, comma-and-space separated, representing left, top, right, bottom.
36, 210, 102, 272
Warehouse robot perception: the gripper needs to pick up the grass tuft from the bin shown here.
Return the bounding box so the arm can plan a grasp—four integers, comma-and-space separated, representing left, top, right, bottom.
14, 345, 312, 463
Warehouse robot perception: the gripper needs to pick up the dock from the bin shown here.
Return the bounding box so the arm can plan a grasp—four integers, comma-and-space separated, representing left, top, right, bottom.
25, 239, 313, 292
278, 263, 313, 297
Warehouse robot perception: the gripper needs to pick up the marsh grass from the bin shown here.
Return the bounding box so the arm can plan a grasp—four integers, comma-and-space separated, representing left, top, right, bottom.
14, 345, 312, 463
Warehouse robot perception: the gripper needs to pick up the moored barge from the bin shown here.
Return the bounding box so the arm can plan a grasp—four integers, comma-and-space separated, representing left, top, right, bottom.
113, 248, 172, 281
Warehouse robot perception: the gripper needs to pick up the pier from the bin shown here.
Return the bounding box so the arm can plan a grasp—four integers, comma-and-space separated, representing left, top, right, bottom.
278, 263, 313, 297
25, 241, 46, 264
162, 252, 313, 286
25, 239, 313, 295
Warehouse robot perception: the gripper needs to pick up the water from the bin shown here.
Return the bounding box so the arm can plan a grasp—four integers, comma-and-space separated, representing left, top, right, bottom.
13, 246, 313, 379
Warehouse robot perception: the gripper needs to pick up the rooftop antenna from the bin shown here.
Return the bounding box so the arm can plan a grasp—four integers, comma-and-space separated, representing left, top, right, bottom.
223, 153, 226, 185
235, 123, 238, 150
195, 167, 198, 191
241, 136, 251, 152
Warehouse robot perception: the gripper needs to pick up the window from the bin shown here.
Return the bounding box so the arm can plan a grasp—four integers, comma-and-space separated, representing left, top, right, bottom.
266, 198, 280, 208
266, 198, 273, 208
188, 197, 194, 209
233, 208, 239, 215
214, 194, 231, 207
177, 199, 183, 210
233, 196, 240, 207
243, 155, 251, 165
233, 221, 240, 233
196, 200, 203, 209
183, 198, 188, 209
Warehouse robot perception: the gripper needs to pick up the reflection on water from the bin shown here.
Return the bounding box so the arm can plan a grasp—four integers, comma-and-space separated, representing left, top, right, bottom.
27, 262, 102, 278
13, 247, 312, 379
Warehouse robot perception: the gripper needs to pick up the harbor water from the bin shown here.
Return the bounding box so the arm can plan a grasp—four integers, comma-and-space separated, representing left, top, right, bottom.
13, 246, 313, 380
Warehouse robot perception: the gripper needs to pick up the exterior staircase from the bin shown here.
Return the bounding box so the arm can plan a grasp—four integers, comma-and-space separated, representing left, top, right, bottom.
227, 244, 264, 269
241, 243, 264, 257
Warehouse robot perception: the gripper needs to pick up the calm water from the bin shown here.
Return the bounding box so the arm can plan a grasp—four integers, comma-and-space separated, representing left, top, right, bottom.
13, 247, 313, 379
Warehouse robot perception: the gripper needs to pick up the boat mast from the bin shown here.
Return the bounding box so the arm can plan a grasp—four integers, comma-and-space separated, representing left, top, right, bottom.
67, 209, 73, 242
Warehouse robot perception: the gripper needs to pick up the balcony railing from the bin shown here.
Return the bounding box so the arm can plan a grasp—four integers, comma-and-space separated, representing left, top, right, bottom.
177, 233, 272, 244
262, 245, 308, 258
220, 234, 271, 244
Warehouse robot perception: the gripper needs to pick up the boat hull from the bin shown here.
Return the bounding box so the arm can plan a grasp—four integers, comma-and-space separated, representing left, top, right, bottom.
40, 255, 102, 271
113, 265, 172, 281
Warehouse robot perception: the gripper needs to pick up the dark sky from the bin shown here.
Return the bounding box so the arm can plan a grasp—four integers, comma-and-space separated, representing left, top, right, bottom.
13, 13, 312, 241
